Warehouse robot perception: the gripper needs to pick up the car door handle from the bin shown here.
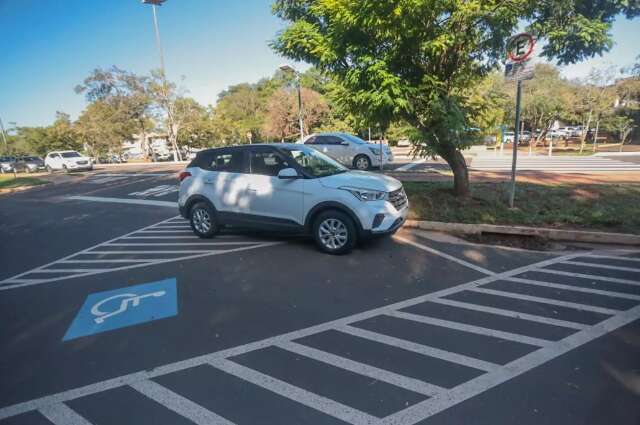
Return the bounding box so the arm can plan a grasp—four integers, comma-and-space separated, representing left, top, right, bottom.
247, 188, 257, 193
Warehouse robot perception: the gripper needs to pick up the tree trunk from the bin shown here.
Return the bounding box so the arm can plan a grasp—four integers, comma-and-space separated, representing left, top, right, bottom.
438, 143, 469, 197
592, 120, 600, 152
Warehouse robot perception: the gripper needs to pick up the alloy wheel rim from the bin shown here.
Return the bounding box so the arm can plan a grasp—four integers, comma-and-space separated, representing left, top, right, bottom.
356, 158, 369, 170
319, 218, 348, 250
192, 209, 212, 233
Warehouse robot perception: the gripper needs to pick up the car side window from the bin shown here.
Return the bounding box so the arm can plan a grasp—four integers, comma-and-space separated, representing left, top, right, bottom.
304, 136, 317, 145
318, 136, 344, 145
249, 149, 290, 177
205, 150, 245, 173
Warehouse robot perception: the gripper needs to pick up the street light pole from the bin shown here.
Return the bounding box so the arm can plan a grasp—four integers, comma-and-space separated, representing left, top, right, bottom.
150, 4, 166, 76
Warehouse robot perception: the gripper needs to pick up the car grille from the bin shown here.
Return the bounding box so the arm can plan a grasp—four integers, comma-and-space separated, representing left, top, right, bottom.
389, 187, 407, 210
76, 160, 88, 165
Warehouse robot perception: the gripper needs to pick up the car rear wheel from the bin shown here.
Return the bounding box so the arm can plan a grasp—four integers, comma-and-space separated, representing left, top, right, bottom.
313, 210, 357, 255
189, 202, 218, 238
353, 155, 371, 171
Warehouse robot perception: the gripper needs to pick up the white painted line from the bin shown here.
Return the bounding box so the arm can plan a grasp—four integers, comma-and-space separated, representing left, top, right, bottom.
87, 250, 219, 254
277, 341, 445, 397
563, 260, 640, 273
0, 250, 597, 420
106, 242, 259, 246
121, 236, 201, 239
428, 297, 588, 330
506, 277, 640, 301
148, 225, 191, 229
208, 358, 379, 425
129, 380, 236, 425
380, 303, 640, 425
338, 325, 499, 372
39, 403, 93, 425
0, 216, 180, 286
583, 254, 640, 263
393, 235, 496, 275
395, 159, 426, 171
470, 287, 620, 315
34, 269, 107, 274
533, 268, 640, 286
387, 311, 550, 347
0, 242, 283, 291
67, 196, 177, 208
138, 230, 192, 233
59, 259, 153, 264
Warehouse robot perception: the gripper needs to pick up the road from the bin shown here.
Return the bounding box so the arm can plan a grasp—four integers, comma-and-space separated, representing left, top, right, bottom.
0, 168, 639, 425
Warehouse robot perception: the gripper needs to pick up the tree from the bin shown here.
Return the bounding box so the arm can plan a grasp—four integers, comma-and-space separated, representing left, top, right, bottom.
272, 0, 640, 196
262, 87, 330, 141
574, 67, 617, 152
76, 67, 155, 159
75, 102, 136, 156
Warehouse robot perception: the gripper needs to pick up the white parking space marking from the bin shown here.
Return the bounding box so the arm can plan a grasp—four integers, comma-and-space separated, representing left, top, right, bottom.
67, 195, 177, 208
129, 185, 179, 198
1, 249, 639, 424
393, 236, 496, 275
533, 268, 640, 286
129, 380, 236, 425
87, 176, 129, 184
395, 159, 426, 172
506, 277, 640, 301
208, 358, 379, 425
0, 217, 281, 291
563, 260, 640, 273
470, 156, 640, 171
39, 403, 93, 425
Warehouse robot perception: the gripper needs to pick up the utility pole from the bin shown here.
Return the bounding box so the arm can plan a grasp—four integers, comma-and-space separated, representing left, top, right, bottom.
279, 64, 304, 142
508, 80, 522, 208
0, 116, 8, 154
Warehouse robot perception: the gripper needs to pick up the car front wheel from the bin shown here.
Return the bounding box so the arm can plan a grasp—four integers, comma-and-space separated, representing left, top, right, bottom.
353, 155, 371, 171
189, 202, 218, 238
313, 210, 357, 255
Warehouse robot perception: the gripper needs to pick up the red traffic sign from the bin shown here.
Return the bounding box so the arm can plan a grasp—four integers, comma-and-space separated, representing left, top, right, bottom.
507, 33, 535, 62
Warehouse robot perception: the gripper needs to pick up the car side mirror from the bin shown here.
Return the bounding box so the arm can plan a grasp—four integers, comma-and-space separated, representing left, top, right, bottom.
277, 167, 299, 180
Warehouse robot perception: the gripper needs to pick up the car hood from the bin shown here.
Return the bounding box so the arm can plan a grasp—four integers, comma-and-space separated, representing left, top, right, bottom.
319, 170, 402, 192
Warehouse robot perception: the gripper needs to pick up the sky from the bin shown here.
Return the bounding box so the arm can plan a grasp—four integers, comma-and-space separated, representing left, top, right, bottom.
0, 0, 638, 128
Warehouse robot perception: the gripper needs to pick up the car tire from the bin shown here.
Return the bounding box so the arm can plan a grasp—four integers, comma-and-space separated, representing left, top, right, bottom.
63, 165, 69, 174
313, 210, 357, 255
353, 155, 371, 171
189, 202, 218, 239
46, 165, 53, 174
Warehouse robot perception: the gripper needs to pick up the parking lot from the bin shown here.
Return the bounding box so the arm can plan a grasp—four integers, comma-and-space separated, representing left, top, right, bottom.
1, 168, 639, 425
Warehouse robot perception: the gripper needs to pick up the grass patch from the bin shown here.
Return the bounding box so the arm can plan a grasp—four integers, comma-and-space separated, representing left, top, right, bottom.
0, 175, 49, 190
404, 181, 640, 234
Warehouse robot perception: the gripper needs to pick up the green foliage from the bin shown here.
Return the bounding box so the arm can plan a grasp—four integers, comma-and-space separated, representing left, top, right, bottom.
272, 0, 639, 195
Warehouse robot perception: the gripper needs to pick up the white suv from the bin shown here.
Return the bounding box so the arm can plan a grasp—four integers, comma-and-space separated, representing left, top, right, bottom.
45, 150, 93, 172
178, 144, 408, 254
301, 132, 393, 170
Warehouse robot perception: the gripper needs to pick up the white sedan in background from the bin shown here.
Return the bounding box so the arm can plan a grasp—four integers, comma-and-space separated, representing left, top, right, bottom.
301, 132, 393, 170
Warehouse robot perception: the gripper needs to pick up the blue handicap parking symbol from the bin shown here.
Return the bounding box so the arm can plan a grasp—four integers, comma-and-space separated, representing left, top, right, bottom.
64, 278, 178, 341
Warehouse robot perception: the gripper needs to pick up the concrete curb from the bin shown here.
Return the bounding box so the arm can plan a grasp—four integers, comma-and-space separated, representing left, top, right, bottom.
404, 220, 640, 246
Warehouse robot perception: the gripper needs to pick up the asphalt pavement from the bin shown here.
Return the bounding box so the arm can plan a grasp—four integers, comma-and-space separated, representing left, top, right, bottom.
0, 168, 639, 425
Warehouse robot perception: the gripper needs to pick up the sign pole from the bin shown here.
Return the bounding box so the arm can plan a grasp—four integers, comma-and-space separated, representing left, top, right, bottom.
509, 80, 522, 208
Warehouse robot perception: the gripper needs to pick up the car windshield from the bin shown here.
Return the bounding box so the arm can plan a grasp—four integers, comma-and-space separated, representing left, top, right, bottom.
280, 145, 348, 178
342, 134, 368, 145
25, 156, 40, 161
61, 152, 81, 158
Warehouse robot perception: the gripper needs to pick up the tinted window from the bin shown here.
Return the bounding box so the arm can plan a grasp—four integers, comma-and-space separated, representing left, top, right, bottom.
316, 136, 344, 145
205, 150, 245, 173
61, 152, 81, 158
249, 149, 290, 176
304, 136, 317, 145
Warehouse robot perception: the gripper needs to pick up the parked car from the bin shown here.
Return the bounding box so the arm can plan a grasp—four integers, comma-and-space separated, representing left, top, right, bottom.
44, 150, 93, 173
301, 132, 393, 170
0, 156, 16, 173
178, 143, 408, 254
396, 139, 411, 147
13, 156, 45, 173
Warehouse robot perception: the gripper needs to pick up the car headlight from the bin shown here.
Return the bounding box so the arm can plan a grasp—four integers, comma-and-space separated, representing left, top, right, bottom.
340, 186, 387, 201
368, 147, 380, 155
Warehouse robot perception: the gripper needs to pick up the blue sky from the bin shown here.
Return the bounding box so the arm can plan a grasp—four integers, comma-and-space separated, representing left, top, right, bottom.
0, 0, 638, 127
